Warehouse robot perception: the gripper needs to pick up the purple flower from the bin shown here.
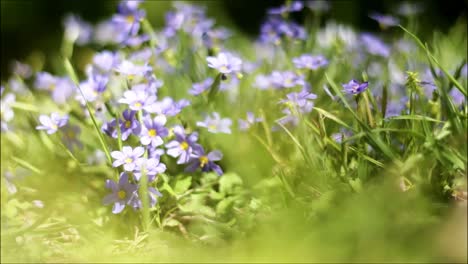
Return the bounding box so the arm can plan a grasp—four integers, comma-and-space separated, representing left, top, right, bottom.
185, 146, 223, 176
450, 88, 465, 106
36, 113, 69, 134
197, 112, 232, 134
369, 13, 399, 28
102, 173, 139, 214
115, 60, 152, 80
92, 51, 120, 73
254, 74, 272, 90
63, 14, 93, 45
111, 146, 145, 171
118, 89, 157, 111
268, 1, 303, 15
117, 0, 143, 15
76, 74, 108, 104
119, 110, 141, 141
206, 52, 242, 74
238, 112, 263, 131
133, 157, 167, 181
259, 17, 306, 45
140, 115, 168, 147
148, 97, 190, 116
342, 80, 369, 95
111, 4, 146, 42
190, 78, 214, 95
35, 72, 75, 104
281, 89, 317, 113
165, 126, 200, 164
360, 33, 390, 57
270, 71, 305, 89
292, 54, 328, 70
148, 147, 165, 160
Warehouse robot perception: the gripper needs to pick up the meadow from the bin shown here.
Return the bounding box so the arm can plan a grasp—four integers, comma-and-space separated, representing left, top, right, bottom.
1, 1, 467, 262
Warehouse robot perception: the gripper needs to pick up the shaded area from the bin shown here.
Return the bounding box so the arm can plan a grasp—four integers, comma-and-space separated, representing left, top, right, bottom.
1, 0, 466, 79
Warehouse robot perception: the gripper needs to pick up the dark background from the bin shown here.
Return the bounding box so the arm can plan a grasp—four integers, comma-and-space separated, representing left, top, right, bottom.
1, 0, 467, 80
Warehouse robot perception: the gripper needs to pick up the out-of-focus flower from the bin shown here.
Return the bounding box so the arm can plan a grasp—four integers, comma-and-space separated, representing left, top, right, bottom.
268, 1, 303, 15
61, 125, 83, 150
342, 80, 369, 95
397, 2, 424, 16
1, 92, 15, 131
259, 17, 306, 45
197, 112, 232, 134
306, 0, 331, 12
270, 71, 305, 89
206, 52, 242, 74
36, 113, 69, 134
369, 12, 400, 28
11, 61, 33, 79
360, 33, 390, 57
8, 79, 28, 95
293, 54, 328, 70
450, 89, 466, 106
76, 74, 108, 104
166, 126, 200, 164
190, 78, 214, 95
185, 146, 223, 176
254, 74, 272, 90
63, 14, 93, 45
115, 60, 152, 80
35, 72, 75, 104
111, 146, 145, 171
92, 51, 120, 74
133, 157, 166, 181
238, 112, 263, 131
102, 173, 139, 214
279, 89, 317, 121
148, 97, 190, 116
140, 115, 169, 147
111, 1, 146, 43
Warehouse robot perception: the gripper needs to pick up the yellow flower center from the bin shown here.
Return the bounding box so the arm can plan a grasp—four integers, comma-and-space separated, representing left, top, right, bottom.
128, 74, 135, 80
133, 102, 142, 108
118, 190, 126, 199
199, 156, 209, 167
148, 129, 157, 137
220, 65, 228, 72
125, 121, 131, 128
52, 124, 58, 130
180, 141, 189, 150
125, 158, 133, 164
284, 78, 293, 86
49, 84, 56, 91
126, 15, 135, 23
208, 124, 217, 130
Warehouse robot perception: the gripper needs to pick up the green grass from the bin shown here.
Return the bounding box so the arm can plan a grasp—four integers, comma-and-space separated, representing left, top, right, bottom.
1, 2, 467, 263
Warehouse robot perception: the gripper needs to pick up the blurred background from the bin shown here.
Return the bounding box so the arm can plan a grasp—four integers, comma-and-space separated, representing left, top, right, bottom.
1, 0, 466, 80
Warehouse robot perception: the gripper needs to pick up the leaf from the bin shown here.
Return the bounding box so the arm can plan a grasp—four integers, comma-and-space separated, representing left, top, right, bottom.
163, 218, 181, 227
173, 176, 192, 195
219, 173, 243, 195
216, 197, 236, 215
349, 178, 363, 193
